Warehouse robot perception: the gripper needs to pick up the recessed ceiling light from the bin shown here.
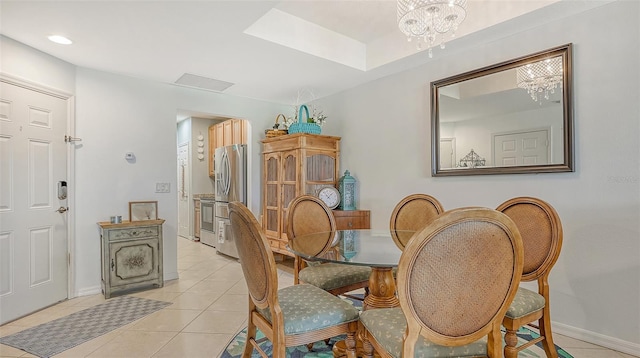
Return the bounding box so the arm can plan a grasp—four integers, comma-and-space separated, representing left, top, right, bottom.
48, 35, 72, 45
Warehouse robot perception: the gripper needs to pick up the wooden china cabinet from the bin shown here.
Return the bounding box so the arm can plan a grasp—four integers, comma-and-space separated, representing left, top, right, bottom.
261, 133, 341, 257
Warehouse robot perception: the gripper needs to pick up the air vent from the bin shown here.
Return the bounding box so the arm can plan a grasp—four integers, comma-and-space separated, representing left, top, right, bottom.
174, 73, 234, 92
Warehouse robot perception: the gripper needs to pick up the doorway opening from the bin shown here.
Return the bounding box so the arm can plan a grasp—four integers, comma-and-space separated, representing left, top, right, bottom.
175, 111, 250, 245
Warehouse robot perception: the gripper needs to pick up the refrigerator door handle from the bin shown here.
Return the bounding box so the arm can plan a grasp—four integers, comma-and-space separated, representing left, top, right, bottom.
221, 150, 231, 196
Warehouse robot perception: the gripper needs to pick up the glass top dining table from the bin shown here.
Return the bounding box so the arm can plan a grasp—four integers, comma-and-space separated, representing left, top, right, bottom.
287, 229, 416, 310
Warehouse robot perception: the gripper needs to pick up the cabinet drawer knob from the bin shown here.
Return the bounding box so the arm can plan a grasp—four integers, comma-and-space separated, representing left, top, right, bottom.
348, 222, 353, 228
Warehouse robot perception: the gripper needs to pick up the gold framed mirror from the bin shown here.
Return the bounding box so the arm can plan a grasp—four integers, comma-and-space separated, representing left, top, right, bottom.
431, 43, 573, 176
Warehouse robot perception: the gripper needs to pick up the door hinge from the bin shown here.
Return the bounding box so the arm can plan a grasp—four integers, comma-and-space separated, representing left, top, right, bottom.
68, 253, 71, 265
65, 135, 82, 143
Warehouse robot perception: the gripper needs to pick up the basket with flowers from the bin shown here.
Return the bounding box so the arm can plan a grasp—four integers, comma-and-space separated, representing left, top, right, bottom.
285, 104, 327, 135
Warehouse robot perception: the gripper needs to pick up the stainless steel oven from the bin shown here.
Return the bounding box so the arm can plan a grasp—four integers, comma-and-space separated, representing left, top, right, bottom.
200, 198, 216, 247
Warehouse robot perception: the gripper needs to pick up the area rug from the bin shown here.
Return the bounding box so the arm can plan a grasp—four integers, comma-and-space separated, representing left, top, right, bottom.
0, 295, 172, 358
220, 326, 574, 358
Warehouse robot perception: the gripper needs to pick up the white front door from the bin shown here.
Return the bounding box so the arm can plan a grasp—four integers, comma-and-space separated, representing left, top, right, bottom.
177, 143, 190, 238
493, 129, 549, 166
0, 81, 69, 324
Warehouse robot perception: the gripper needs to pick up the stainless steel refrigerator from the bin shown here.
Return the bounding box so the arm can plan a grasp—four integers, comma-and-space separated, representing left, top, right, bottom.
214, 144, 247, 258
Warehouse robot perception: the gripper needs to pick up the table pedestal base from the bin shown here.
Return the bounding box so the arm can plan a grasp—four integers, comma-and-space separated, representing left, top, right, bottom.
364, 267, 398, 310
334, 266, 397, 357
332, 339, 380, 358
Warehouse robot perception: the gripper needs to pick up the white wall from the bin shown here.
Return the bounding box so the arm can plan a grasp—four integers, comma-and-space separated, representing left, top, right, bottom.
189, 117, 218, 196
319, 0, 639, 353
442, 105, 563, 166
0, 35, 75, 92
2, 35, 290, 297
74, 68, 289, 291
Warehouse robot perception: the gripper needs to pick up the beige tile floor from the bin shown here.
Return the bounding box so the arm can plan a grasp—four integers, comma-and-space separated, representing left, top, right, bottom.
0, 236, 636, 358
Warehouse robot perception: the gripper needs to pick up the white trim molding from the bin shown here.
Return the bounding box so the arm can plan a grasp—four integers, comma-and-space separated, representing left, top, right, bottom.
554, 322, 640, 357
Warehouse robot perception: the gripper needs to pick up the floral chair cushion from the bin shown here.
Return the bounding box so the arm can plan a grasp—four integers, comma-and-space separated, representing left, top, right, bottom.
359, 308, 488, 358
257, 284, 359, 335
505, 287, 546, 319
299, 263, 371, 291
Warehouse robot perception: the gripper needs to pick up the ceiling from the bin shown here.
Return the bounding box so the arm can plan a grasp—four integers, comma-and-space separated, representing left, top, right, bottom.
0, 0, 605, 109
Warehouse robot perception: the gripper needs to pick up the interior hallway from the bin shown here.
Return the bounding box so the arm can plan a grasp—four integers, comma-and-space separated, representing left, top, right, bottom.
0, 237, 634, 357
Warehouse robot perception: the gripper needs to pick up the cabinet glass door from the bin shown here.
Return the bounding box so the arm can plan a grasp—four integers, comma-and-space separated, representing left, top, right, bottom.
282, 152, 298, 211
305, 153, 336, 194
281, 152, 298, 239
264, 154, 280, 236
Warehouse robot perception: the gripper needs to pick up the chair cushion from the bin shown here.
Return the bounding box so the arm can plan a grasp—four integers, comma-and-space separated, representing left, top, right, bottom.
505, 287, 546, 319
299, 263, 371, 291
257, 284, 360, 335
360, 308, 487, 358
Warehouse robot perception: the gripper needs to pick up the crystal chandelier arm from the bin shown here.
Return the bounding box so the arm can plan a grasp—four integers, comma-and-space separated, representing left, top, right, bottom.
397, 0, 467, 57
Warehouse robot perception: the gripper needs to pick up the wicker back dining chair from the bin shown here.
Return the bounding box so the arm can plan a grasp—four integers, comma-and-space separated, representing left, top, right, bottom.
286, 195, 370, 298
360, 207, 524, 358
228, 201, 359, 358
389, 194, 445, 250
496, 197, 563, 358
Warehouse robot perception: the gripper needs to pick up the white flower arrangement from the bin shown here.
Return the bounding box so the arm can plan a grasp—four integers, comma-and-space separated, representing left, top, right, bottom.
283, 89, 328, 129
284, 104, 327, 128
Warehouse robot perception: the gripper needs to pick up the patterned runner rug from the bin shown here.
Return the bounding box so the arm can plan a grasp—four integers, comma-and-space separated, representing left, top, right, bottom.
220, 326, 574, 358
0, 296, 171, 358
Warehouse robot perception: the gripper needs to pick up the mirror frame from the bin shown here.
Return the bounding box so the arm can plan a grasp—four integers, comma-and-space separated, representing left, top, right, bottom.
431, 43, 574, 176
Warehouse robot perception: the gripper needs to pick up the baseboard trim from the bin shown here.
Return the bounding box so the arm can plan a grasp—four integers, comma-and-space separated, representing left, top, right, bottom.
76, 286, 102, 297
74, 272, 179, 299
554, 322, 640, 356
164, 271, 179, 281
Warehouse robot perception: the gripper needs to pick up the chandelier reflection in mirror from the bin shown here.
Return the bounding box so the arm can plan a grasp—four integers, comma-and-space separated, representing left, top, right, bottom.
397, 0, 467, 58
517, 56, 563, 102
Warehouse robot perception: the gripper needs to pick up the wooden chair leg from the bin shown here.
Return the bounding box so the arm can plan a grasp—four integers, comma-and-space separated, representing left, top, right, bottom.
345, 331, 357, 358
362, 335, 374, 358
243, 323, 257, 358
293, 256, 301, 285
273, 337, 287, 358
539, 314, 559, 358
486, 325, 503, 358
504, 327, 519, 358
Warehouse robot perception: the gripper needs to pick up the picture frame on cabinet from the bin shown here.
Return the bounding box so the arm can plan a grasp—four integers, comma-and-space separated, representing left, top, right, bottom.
129, 201, 158, 221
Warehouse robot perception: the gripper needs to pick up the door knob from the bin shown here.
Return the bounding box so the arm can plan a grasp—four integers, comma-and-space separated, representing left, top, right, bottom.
56, 206, 69, 213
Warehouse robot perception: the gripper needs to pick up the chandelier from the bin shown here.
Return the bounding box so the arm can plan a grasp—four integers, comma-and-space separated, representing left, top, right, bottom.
397, 0, 467, 58
516, 57, 563, 102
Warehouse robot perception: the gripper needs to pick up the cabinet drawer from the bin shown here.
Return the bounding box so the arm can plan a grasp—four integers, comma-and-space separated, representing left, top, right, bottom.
107, 226, 159, 241
333, 210, 370, 230
268, 239, 280, 249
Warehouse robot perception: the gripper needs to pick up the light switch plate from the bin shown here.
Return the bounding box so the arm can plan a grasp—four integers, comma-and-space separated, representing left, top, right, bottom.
155, 183, 170, 193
